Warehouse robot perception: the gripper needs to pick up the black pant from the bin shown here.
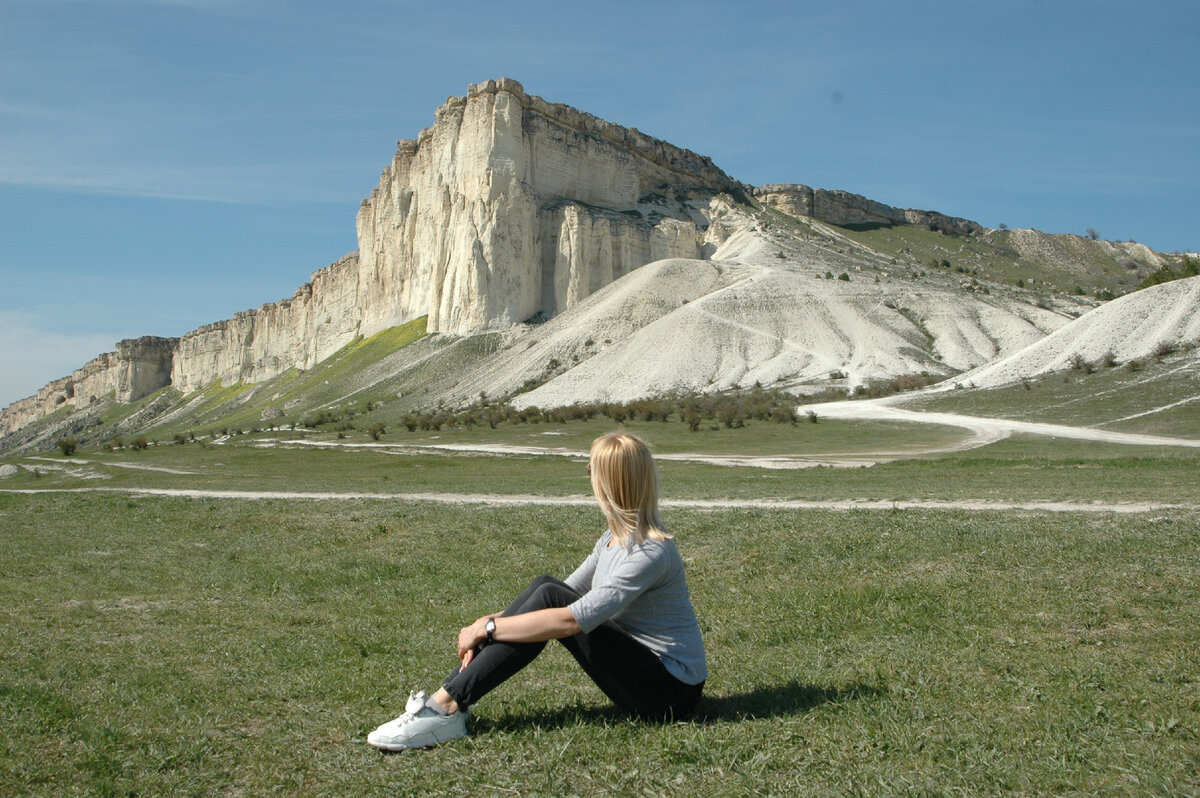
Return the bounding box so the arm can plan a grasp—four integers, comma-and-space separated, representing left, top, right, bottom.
442, 575, 703, 720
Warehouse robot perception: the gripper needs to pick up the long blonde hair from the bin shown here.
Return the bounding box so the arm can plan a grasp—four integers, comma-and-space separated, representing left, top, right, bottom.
589, 432, 672, 546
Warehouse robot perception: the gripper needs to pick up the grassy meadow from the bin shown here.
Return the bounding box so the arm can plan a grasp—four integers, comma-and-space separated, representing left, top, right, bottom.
2, 409, 1200, 797
1, 490, 1197, 796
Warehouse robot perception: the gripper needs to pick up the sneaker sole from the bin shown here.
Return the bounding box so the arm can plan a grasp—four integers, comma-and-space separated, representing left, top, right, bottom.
367, 718, 469, 751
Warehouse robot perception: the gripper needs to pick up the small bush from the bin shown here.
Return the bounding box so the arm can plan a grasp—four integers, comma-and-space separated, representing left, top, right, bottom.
1153, 341, 1176, 362
130, 437, 149, 451
1100, 350, 1118, 368
56, 438, 77, 456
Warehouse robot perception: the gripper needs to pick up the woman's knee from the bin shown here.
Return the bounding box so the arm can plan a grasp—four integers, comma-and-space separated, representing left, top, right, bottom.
522, 580, 578, 611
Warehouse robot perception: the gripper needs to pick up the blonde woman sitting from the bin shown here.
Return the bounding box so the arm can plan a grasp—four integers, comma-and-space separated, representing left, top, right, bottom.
368, 431, 707, 750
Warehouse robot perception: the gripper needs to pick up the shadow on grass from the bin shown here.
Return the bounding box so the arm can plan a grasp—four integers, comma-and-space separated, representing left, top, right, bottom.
472, 679, 883, 734
698, 679, 884, 721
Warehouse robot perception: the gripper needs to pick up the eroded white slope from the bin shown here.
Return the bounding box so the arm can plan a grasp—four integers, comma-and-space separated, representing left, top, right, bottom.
945, 275, 1200, 390
444, 219, 1075, 409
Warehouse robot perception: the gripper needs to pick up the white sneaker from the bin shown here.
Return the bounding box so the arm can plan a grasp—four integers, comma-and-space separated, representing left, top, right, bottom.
367, 691, 469, 751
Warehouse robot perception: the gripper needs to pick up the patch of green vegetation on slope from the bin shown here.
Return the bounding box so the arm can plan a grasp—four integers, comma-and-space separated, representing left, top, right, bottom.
148, 317, 430, 438
349, 331, 505, 416
835, 224, 1149, 299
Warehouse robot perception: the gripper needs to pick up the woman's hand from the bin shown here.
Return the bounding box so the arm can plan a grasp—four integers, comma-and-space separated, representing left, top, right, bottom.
457, 616, 489, 668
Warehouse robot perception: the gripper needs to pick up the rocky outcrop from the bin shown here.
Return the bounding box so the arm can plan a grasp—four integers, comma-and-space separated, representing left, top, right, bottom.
754, 184, 983, 236
354, 77, 738, 336
170, 253, 360, 393
1, 336, 176, 436
2, 79, 739, 439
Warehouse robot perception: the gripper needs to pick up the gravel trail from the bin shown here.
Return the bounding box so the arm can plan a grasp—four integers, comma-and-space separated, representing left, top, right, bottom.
1, 485, 1194, 514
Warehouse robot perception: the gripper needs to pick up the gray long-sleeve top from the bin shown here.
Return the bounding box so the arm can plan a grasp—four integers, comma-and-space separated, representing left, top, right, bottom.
565, 529, 708, 685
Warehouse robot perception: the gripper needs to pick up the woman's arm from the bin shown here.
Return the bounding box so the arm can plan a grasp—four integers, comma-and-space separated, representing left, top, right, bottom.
457, 608, 582, 667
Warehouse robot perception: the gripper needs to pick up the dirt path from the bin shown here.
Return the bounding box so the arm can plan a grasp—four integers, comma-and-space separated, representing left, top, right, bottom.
1, 485, 1194, 514
253, 437, 969, 470
800, 398, 1200, 449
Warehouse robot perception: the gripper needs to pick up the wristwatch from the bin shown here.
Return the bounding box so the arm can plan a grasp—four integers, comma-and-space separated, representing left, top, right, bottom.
484, 617, 496, 642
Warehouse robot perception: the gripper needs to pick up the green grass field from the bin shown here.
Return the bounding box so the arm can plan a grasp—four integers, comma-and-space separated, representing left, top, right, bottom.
4, 372, 1199, 795
3, 423, 1199, 506
2, 491, 1197, 796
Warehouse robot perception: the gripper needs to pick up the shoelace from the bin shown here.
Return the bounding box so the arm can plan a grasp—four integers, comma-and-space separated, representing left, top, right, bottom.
393, 690, 428, 725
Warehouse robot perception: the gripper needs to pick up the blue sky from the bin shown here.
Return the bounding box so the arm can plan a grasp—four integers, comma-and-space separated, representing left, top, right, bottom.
2, 0, 1198, 407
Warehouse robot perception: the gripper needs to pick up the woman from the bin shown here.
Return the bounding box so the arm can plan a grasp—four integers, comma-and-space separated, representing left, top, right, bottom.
367, 431, 707, 750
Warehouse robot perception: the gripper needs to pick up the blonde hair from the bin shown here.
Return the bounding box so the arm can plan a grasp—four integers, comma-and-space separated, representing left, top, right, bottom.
589, 432, 672, 546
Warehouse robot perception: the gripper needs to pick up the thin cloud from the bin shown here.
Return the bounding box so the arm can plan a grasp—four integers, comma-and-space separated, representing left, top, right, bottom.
0, 313, 118, 409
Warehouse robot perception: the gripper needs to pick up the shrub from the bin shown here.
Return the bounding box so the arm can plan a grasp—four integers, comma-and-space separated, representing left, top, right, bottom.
56, 438, 77, 456
368, 423, 386, 440
770, 405, 797, 425
1153, 341, 1177, 362
604, 404, 628, 424
1124, 358, 1143, 373
1100, 350, 1118, 368
131, 437, 149, 451
837, 272, 850, 281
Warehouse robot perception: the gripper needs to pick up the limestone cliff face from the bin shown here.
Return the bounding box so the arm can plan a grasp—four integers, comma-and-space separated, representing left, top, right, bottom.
1, 337, 176, 436
355, 78, 737, 336
175, 78, 732, 390
2, 78, 738, 437
754, 184, 983, 236
170, 254, 360, 393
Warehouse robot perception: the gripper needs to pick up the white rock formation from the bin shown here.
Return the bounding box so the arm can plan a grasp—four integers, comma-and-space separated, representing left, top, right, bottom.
172, 79, 733, 393
0, 78, 1188, 445
354, 77, 735, 337
1, 337, 176, 436
945, 275, 1200, 389
754, 184, 983, 236
428, 201, 1075, 409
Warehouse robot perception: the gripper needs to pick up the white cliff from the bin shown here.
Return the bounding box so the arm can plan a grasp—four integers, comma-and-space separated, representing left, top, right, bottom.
1, 337, 176, 436
1, 78, 1187, 446
354, 77, 736, 337
172, 79, 735, 392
